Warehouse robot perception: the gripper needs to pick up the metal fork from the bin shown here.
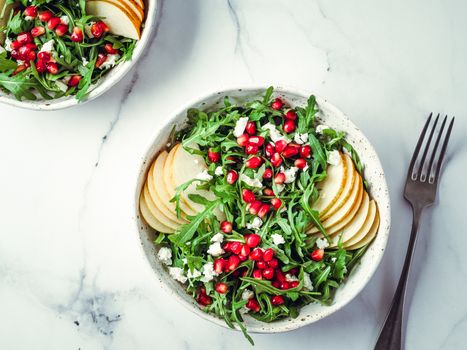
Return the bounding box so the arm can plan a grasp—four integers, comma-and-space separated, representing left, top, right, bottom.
374, 114, 455, 350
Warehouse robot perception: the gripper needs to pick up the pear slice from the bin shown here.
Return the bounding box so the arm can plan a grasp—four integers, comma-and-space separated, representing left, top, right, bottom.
311, 152, 347, 217
119, 0, 145, 21
139, 192, 174, 233
148, 152, 188, 225
344, 204, 380, 250
342, 200, 378, 247
143, 183, 180, 230
134, 0, 144, 8
86, 0, 141, 40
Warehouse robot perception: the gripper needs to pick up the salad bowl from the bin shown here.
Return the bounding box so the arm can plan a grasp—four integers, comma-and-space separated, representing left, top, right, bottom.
134, 86, 391, 333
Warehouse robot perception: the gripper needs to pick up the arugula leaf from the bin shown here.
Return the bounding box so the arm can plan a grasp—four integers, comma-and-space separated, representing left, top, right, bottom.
0, 52, 16, 72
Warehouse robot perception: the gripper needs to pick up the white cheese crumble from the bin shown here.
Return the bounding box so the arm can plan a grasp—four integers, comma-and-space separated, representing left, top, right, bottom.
60, 15, 69, 25
157, 247, 172, 265
303, 273, 314, 291
283, 166, 299, 184
240, 173, 262, 188
187, 269, 201, 279
196, 170, 213, 181
285, 274, 299, 282
214, 166, 223, 176
82, 57, 89, 67
4, 37, 12, 52
331, 257, 337, 263
246, 217, 263, 230
201, 262, 219, 282
262, 122, 290, 143
182, 258, 188, 265
24, 16, 35, 21
211, 233, 224, 243
233, 117, 249, 137
271, 233, 285, 245
294, 133, 309, 145
39, 39, 55, 53
327, 150, 341, 166
316, 237, 330, 249
168, 267, 187, 283
55, 80, 68, 92
207, 242, 225, 257
241, 289, 254, 300
16, 60, 25, 66
316, 124, 331, 134
99, 54, 120, 70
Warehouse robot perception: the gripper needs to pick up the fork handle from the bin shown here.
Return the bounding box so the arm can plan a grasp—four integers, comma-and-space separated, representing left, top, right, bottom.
374, 205, 424, 350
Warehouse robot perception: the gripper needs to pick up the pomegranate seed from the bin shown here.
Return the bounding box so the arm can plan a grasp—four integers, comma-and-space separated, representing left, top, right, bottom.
257, 204, 270, 218
38, 10, 53, 22
238, 254, 247, 262
35, 59, 46, 73
220, 221, 232, 233
280, 282, 290, 290
256, 260, 267, 269
282, 146, 299, 158
17, 32, 33, 45
13, 65, 26, 75
311, 248, 324, 261
263, 168, 273, 179
290, 281, 300, 288
25, 43, 37, 51
215, 282, 228, 294
245, 234, 261, 248
271, 198, 282, 210
285, 110, 297, 120
263, 248, 275, 262
11, 40, 22, 50
262, 268, 274, 280
271, 97, 283, 110
68, 75, 82, 87
271, 295, 284, 306
228, 255, 240, 271
300, 145, 311, 158
27, 50, 36, 61
37, 52, 51, 61
283, 120, 296, 133
214, 258, 226, 273
230, 242, 242, 255
295, 158, 307, 169
246, 299, 261, 312
90, 22, 103, 38
245, 121, 256, 135
263, 188, 274, 196
265, 143, 275, 157
46, 62, 58, 74
252, 269, 263, 280
270, 152, 283, 167
236, 133, 249, 147
31, 26, 45, 37
18, 46, 30, 60
242, 189, 256, 203
276, 271, 286, 284
245, 143, 258, 155
274, 172, 285, 184
95, 53, 107, 68
245, 156, 262, 169
240, 244, 250, 257
104, 43, 119, 54
55, 24, 68, 37
197, 293, 212, 306
24, 6, 38, 18
97, 20, 110, 33
226, 156, 238, 163
248, 136, 264, 146
47, 17, 61, 30
272, 281, 280, 288
223, 242, 232, 252
275, 140, 288, 153
24, 61, 31, 68
248, 200, 262, 215
249, 248, 263, 261
226, 170, 238, 184
268, 258, 279, 268
10, 50, 20, 60
207, 148, 220, 162
70, 27, 83, 42
287, 267, 298, 275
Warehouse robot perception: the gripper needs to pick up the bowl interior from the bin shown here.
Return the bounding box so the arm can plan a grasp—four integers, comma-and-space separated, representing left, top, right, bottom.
134, 87, 391, 333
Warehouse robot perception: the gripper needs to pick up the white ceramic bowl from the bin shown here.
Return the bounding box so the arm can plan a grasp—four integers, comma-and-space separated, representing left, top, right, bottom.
134, 87, 391, 333
0, 0, 160, 111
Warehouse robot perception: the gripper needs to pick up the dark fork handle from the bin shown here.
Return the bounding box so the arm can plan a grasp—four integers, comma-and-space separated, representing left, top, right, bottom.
374, 205, 424, 350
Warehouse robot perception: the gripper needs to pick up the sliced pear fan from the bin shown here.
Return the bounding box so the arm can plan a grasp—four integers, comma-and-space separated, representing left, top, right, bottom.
139, 191, 174, 234
143, 184, 180, 230
342, 200, 378, 248
345, 206, 380, 250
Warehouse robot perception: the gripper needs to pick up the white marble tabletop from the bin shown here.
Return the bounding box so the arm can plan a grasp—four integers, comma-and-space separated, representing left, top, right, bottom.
1, 0, 466, 349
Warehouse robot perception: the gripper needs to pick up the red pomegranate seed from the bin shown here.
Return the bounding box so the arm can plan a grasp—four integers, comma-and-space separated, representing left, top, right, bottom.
275, 140, 288, 153
248, 200, 262, 215
268, 258, 279, 269
245, 143, 258, 155
287, 267, 298, 275
207, 148, 220, 162
24, 6, 38, 18
274, 172, 285, 184
46, 62, 58, 74
230, 241, 242, 255
263, 168, 273, 179
31, 26, 45, 37
68, 75, 82, 87
272, 281, 280, 288
70, 27, 83, 42
18, 46, 30, 60
13, 65, 26, 75
282, 146, 299, 158
245, 121, 256, 135
223, 242, 232, 252
265, 143, 275, 157
249, 248, 263, 261
271, 97, 283, 110
226, 170, 238, 185
248, 136, 264, 146
47, 17, 61, 30
295, 158, 307, 169
17, 32, 33, 45
35, 59, 46, 73
197, 293, 212, 306
236, 133, 249, 147
252, 269, 263, 280
290, 281, 300, 288
300, 145, 311, 158
271, 295, 284, 306
220, 221, 232, 233
311, 248, 324, 261
240, 244, 251, 257
257, 204, 270, 218
215, 282, 228, 294
97, 20, 110, 33
90, 22, 103, 38
246, 299, 261, 312
55, 24, 68, 37
10, 50, 20, 60
25, 43, 37, 51
226, 156, 238, 163
95, 53, 107, 68
104, 43, 119, 54
11, 40, 22, 50
280, 282, 290, 290
238, 254, 247, 262
276, 269, 286, 283
262, 268, 274, 280
245, 156, 262, 169
256, 260, 267, 269
228, 255, 240, 271
263, 188, 274, 196
37, 52, 51, 62
27, 50, 36, 61
245, 234, 261, 248
214, 258, 226, 273
271, 198, 282, 210
263, 248, 275, 262
283, 120, 296, 133
285, 110, 297, 120
38, 10, 53, 22
242, 189, 256, 203
270, 152, 283, 167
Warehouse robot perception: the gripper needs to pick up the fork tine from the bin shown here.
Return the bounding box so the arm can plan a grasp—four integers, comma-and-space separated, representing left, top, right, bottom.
427, 116, 447, 182
408, 113, 432, 178
434, 117, 455, 181
417, 113, 439, 178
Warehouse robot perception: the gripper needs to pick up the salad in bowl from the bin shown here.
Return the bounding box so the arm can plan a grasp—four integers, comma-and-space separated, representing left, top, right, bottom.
136, 87, 390, 343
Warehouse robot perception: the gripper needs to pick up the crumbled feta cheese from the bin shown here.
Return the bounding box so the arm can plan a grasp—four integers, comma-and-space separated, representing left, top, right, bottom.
303, 273, 314, 291
316, 125, 331, 134
55, 80, 68, 93
294, 133, 309, 145
39, 39, 55, 53
24, 16, 34, 21
331, 257, 337, 263
157, 247, 172, 265
233, 117, 249, 137
207, 242, 224, 257
169, 267, 187, 283
327, 150, 341, 166
262, 122, 290, 143
99, 54, 120, 70
4, 37, 12, 52
241, 289, 254, 300
82, 57, 89, 66
196, 170, 213, 181
246, 217, 263, 230
16, 60, 25, 66
285, 274, 299, 282
187, 269, 201, 279
271, 233, 285, 245
240, 173, 262, 188
210, 233, 224, 243
316, 237, 330, 249
60, 15, 69, 25
214, 166, 223, 176
283, 166, 299, 183
0, 45, 5, 54
201, 262, 218, 282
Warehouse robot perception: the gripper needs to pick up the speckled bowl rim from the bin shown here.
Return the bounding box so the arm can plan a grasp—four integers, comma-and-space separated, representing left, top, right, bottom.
133, 86, 391, 334
0, 0, 160, 111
